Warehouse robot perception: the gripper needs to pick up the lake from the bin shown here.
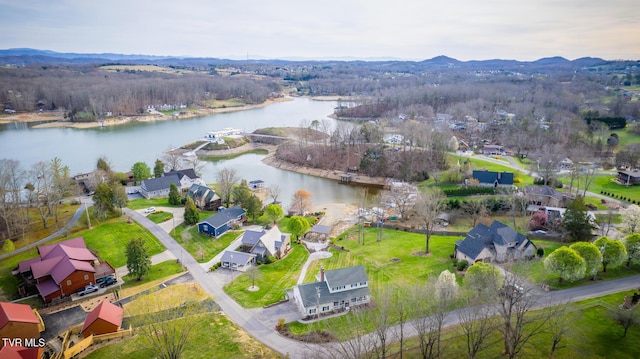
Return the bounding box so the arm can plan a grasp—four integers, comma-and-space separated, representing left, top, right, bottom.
0, 97, 367, 206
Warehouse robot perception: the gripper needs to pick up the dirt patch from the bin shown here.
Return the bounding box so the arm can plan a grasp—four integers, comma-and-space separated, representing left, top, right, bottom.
390, 258, 401, 262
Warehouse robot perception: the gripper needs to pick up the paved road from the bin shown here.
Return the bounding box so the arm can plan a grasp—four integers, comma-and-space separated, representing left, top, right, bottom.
123, 208, 316, 357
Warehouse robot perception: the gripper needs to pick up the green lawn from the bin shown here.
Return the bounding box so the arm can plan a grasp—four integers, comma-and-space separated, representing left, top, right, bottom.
172, 224, 242, 263
0, 216, 165, 300
395, 290, 640, 359
224, 242, 309, 307
612, 127, 640, 147
449, 155, 536, 187
128, 198, 183, 210
558, 174, 640, 203
68, 217, 165, 268
84, 313, 279, 359
121, 261, 184, 289
146, 210, 173, 224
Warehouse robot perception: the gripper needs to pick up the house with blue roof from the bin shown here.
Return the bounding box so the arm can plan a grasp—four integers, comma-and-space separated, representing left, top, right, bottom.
454, 221, 536, 263
139, 174, 181, 199
471, 170, 514, 188
197, 206, 246, 238
240, 225, 291, 261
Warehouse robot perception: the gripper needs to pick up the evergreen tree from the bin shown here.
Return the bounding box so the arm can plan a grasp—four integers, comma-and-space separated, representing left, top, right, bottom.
184, 196, 199, 225
92, 182, 113, 221
245, 195, 263, 221
562, 197, 595, 241
168, 182, 181, 205
2, 239, 15, 253
153, 159, 165, 178
126, 237, 151, 281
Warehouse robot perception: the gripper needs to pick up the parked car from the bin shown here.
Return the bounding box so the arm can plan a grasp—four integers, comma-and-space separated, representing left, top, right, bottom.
99, 277, 118, 288
77, 283, 99, 296
96, 275, 115, 285
144, 207, 156, 214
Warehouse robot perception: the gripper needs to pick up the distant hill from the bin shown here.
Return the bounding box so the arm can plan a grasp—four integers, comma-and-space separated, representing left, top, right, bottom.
0, 48, 616, 71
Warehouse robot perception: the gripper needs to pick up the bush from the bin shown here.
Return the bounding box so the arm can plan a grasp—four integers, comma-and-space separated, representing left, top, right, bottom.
443, 187, 494, 197
536, 247, 545, 257
456, 260, 469, 271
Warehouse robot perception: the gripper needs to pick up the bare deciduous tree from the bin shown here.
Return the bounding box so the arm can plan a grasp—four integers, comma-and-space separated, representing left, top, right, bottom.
216, 167, 238, 207
414, 188, 446, 253
266, 184, 281, 204
457, 297, 498, 359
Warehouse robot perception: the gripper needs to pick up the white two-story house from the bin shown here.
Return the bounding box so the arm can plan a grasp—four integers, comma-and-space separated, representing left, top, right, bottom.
292, 265, 370, 318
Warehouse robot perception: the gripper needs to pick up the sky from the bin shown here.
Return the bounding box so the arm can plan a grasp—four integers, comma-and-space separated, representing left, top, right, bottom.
1, 0, 638, 61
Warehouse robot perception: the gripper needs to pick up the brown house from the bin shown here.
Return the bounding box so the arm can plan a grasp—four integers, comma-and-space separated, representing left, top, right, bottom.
0, 302, 42, 349
81, 301, 123, 338
523, 185, 569, 208
17, 237, 114, 304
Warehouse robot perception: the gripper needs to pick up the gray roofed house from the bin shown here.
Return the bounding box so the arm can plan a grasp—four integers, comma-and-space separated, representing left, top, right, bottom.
292, 265, 371, 318
455, 221, 536, 263
187, 184, 222, 210
240, 225, 291, 261
164, 168, 206, 191
523, 185, 568, 207
220, 250, 256, 271
139, 174, 181, 199
472, 170, 514, 187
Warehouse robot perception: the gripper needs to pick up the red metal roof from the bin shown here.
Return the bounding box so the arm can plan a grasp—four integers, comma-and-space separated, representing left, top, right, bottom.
38, 237, 87, 258
81, 301, 123, 333
0, 346, 41, 359
35, 279, 59, 297
0, 302, 40, 329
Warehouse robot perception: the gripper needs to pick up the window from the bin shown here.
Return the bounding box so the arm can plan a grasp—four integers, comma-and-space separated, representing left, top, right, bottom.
322, 306, 329, 312
360, 281, 367, 286
84, 274, 89, 280
203, 224, 209, 231
351, 283, 357, 288
351, 298, 357, 302
66, 280, 72, 286
309, 308, 316, 314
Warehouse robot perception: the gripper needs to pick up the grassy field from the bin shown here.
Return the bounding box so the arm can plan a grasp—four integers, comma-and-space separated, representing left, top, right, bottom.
128, 198, 183, 210
120, 261, 184, 289
0, 216, 165, 301
449, 155, 536, 186
172, 224, 242, 263
64, 216, 165, 268
393, 290, 640, 359
146, 210, 173, 224
224, 242, 309, 307
85, 284, 279, 359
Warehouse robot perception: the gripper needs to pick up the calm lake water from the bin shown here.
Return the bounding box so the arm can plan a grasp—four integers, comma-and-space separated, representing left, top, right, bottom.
0, 97, 366, 206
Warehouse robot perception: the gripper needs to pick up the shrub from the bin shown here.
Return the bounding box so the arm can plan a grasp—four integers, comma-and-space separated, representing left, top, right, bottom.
537, 247, 545, 257
456, 260, 469, 271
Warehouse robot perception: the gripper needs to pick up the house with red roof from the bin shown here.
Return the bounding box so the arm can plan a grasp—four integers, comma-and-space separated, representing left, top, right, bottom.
0, 302, 43, 349
16, 237, 115, 304
0, 345, 43, 359
81, 301, 123, 338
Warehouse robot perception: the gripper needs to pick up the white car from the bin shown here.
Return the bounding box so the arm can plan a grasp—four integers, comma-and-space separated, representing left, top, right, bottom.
77, 283, 99, 296
144, 207, 156, 214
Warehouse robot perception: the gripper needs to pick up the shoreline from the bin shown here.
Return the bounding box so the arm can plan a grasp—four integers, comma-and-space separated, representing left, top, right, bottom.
261, 152, 387, 187
0, 97, 293, 129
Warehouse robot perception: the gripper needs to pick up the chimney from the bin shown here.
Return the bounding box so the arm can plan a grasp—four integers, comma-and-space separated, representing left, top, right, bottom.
320, 266, 325, 282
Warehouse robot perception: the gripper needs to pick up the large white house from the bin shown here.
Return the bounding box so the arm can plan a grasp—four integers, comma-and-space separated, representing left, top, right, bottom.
292, 266, 370, 318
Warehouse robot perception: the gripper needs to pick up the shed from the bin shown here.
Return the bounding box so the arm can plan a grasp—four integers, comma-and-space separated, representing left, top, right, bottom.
0, 302, 42, 348
81, 301, 123, 338
305, 224, 332, 241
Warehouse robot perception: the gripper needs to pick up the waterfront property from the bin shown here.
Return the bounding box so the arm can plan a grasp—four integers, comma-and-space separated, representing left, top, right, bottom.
454, 221, 536, 263
292, 265, 371, 318
205, 128, 243, 144
240, 225, 291, 262
197, 206, 247, 238
16, 237, 115, 304
186, 184, 222, 210
163, 168, 206, 191
139, 175, 181, 199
